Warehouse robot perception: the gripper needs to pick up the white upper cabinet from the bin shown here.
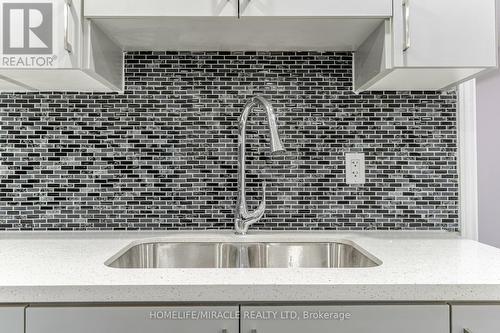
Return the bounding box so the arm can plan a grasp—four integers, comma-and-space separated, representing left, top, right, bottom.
354, 0, 497, 91
84, 0, 391, 51
84, 0, 240, 51
0, 77, 28, 91
239, 0, 392, 17
85, 0, 238, 17
0, 0, 123, 92
392, 0, 496, 68
0, 0, 81, 70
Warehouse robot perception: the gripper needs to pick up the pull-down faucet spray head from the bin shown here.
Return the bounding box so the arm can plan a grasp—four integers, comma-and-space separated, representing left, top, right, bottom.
252, 96, 285, 154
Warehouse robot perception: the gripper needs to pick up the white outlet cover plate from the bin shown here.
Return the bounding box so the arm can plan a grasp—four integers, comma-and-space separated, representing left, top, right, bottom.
345, 152, 366, 185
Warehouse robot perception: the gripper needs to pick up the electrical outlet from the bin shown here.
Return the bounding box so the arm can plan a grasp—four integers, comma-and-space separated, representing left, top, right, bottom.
346, 153, 366, 185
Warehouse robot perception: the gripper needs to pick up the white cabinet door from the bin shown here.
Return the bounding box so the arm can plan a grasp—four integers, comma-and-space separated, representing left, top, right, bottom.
239, 0, 392, 17
27, 306, 239, 333
392, 0, 497, 68
452, 305, 500, 333
241, 305, 449, 333
85, 0, 238, 17
0, 306, 25, 333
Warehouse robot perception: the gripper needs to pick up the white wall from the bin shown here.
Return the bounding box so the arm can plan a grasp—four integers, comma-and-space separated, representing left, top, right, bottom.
477, 64, 500, 248
476, 0, 500, 247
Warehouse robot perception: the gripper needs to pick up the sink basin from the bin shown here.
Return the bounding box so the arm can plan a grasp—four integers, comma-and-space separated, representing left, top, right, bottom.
106, 241, 380, 269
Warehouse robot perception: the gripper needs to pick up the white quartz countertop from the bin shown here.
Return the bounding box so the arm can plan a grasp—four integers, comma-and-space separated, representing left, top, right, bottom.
1, 231, 500, 303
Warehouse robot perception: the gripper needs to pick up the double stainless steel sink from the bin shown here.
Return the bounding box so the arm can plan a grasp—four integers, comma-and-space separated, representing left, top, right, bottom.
106, 241, 380, 269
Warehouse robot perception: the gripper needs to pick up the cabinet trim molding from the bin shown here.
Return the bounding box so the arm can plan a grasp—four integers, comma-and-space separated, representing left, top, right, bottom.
458, 80, 479, 240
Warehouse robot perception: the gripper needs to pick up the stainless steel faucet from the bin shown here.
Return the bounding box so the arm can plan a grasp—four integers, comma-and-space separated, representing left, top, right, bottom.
234, 96, 286, 235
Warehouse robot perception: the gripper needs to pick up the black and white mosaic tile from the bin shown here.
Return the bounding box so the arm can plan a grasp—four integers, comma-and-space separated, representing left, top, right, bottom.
0, 51, 459, 231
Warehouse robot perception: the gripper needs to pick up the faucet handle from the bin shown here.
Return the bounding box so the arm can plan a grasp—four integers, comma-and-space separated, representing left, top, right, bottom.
235, 181, 267, 234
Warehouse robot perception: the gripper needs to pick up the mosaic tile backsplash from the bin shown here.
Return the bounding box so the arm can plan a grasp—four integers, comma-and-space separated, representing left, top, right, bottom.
0, 51, 459, 231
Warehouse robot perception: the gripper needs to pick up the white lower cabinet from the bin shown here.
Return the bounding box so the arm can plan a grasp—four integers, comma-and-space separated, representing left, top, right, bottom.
241, 305, 449, 333
451, 305, 500, 333
25, 303, 500, 333
26, 306, 239, 333
0, 306, 25, 333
